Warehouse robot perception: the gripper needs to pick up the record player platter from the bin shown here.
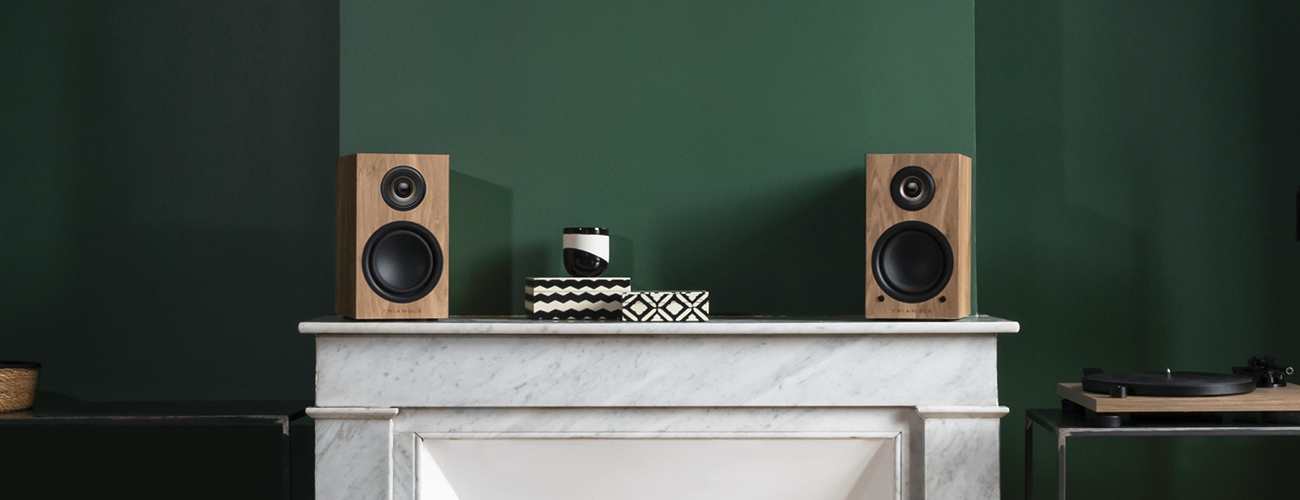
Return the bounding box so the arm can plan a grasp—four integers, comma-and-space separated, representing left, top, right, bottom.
1082, 370, 1255, 397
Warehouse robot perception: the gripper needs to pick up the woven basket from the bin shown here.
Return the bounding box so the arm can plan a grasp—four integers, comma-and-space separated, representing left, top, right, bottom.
0, 361, 40, 412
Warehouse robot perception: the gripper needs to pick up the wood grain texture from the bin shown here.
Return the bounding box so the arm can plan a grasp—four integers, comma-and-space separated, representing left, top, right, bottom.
864, 154, 971, 319
1058, 382, 1300, 413
336, 153, 450, 319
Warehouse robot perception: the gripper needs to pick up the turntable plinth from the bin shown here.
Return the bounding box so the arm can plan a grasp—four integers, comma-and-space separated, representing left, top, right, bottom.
1058, 382, 1300, 413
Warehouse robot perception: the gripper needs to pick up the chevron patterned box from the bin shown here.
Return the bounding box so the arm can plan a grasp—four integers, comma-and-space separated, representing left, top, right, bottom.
621, 291, 710, 322
525, 277, 632, 320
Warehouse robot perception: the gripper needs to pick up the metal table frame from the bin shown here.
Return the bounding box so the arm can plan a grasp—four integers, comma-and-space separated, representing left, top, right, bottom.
0, 400, 310, 500
1025, 409, 1300, 500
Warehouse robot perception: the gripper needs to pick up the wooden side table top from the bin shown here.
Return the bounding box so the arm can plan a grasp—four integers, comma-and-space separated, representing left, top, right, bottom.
1058, 382, 1300, 413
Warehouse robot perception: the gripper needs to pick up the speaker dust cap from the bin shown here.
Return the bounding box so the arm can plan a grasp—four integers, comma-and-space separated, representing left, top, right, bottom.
362, 221, 443, 303
871, 221, 953, 303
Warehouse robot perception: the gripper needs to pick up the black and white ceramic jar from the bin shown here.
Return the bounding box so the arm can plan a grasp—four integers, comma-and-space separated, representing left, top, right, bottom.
562, 227, 609, 277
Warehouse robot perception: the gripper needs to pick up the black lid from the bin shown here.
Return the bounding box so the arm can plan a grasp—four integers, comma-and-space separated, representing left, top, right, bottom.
563, 227, 608, 235
0, 361, 40, 369
1082, 370, 1255, 397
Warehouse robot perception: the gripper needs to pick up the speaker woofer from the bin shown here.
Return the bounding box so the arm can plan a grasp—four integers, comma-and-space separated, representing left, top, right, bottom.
381, 166, 426, 211
871, 221, 953, 303
362, 221, 443, 303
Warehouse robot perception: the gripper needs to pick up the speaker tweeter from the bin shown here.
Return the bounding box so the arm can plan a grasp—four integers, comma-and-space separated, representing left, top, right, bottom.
890, 166, 935, 210
381, 166, 426, 211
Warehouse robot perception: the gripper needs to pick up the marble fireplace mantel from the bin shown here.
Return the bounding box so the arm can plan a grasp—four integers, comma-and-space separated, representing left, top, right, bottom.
303, 315, 1019, 500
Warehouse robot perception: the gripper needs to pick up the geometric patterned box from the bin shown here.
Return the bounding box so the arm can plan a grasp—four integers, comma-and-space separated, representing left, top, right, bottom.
525, 277, 631, 320
620, 291, 709, 322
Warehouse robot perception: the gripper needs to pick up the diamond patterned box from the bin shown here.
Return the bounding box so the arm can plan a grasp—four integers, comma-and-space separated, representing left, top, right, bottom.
621, 291, 710, 322
525, 277, 631, 320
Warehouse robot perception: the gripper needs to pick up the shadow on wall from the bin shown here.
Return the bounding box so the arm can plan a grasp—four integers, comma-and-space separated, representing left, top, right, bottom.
449, 171, 514, 314
653, 166, 866, 316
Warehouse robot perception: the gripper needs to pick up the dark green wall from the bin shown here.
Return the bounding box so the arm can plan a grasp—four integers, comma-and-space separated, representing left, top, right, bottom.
978, 1, 1300, 498
6, 0, 1298, 498
341, 0, 976, 316
0, 0, 335, 497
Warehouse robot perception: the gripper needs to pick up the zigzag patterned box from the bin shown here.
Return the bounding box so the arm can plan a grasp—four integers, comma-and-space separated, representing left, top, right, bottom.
621, 291, 710, 322
525, 277, 631, 320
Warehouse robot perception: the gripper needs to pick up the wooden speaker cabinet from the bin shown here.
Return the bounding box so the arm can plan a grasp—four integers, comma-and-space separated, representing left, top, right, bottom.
336, 153, 449, 319
865, 154, 971, 319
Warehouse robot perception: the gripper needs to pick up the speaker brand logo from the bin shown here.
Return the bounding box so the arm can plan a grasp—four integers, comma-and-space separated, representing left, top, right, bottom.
890, 307, 931, 314
384, 308, 422, 314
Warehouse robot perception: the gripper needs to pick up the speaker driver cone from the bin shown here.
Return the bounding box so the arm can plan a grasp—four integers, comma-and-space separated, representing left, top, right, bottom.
381, 166, 426, 211
362, 221, 443, 303
871, 221, 953, 303
890, 166, 935, 211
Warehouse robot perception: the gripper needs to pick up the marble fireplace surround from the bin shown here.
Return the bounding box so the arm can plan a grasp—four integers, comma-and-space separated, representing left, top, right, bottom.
302, 316, 1019, 500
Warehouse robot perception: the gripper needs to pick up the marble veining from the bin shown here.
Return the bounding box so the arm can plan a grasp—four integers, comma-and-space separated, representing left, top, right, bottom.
392, 432, 417, 500
300, 315, 1019, 335
315, 334, 998, 407
307, 315, 1016, 500
314, 418, 392, 500
922, 418, 1002, 500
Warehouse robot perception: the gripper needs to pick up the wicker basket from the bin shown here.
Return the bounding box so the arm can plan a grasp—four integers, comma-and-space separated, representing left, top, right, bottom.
0, 361, 40, 412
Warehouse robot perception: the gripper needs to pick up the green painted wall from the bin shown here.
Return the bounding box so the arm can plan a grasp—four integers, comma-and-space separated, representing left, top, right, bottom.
341, 0, 977, 316
6, 0, 1297, 498
978, 1, 1300, 498
0, 0, 335, 497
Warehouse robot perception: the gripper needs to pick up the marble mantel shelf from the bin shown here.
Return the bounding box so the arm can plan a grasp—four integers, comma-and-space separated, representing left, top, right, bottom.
299, 314, 1019, 335
307, 313, 1019, 500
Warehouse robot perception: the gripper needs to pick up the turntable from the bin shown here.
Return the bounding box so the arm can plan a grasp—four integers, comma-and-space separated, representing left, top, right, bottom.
1027, 357, 1300, 500
1056, 356, 1299, 426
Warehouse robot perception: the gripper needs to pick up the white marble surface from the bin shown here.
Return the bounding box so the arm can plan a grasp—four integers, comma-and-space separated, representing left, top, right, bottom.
915, 406, 1010, 419
391, 407, 920, 435
315, 334, 998, 407
922, 417, 1002, 500
315, 418, 392, 500
309, 315, 1015, 500
300, 315, 1019, 335
392, 432, 418, 500
306, 407, 398, 419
